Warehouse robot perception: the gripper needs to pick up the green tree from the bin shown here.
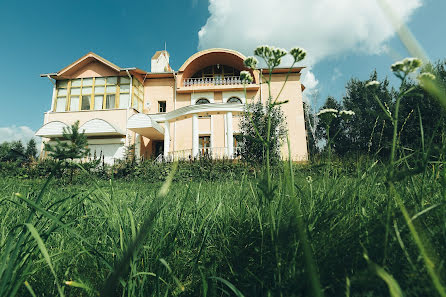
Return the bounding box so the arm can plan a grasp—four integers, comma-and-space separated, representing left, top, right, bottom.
398, 60, 446, 160
44, 121, 89, 162
25, 138, 38, 160
44, 121, 90, 180
342, 71, 395, 157
239, 100, 287, 165
316, 96, 348, 156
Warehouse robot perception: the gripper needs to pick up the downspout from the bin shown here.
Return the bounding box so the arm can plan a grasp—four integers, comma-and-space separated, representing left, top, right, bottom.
173, 71, 177, 153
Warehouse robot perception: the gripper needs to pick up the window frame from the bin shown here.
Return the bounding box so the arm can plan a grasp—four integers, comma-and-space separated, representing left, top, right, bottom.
158, 101, 167, 113
227, 96, 242, 104
53, 76, 134, 112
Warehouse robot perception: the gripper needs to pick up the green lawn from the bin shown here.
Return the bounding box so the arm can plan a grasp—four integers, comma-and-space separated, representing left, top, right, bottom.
0, 161, 445, 297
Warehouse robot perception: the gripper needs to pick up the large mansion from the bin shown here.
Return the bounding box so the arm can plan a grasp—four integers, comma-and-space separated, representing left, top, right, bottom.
36, 49, 308, 163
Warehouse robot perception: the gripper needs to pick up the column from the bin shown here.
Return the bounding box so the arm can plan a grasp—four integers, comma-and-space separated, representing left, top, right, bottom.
192, 114, 199, 158
226, 111, 233, 158
164, 120, 170, 158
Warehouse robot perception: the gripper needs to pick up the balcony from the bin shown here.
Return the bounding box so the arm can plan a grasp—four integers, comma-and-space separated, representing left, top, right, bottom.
178, 76, 258, 93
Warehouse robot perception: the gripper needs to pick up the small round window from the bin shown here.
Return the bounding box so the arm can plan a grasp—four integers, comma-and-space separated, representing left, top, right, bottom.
227, 97, 242, 104
196, 98, 210, 104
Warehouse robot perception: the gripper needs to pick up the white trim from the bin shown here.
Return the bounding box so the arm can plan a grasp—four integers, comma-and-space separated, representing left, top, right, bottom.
164, 120, 170, 157
210, 115, 214, 151
222, 91, 246, 104
149, 102, 243, 122
191, 92, 214, 105
36, 121, 69, 138
198, 131, 212, 135
50, 84, 57, 111
127, 113, 165, 134
226, 112, 233, 157
80, 118, 126, 136
192, 114, 199, 157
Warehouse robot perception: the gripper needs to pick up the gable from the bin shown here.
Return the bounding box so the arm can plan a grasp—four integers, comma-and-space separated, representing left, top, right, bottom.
70, 61, 120, 79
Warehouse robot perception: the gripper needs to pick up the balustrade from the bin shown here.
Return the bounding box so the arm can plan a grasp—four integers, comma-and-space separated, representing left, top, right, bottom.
183, 76, 254, 87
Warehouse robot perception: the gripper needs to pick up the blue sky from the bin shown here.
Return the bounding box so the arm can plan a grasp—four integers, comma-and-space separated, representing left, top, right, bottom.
0, 0, 445, 143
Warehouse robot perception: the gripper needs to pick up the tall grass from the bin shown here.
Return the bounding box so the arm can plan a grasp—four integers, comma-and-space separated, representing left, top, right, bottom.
0, 155, 445, 296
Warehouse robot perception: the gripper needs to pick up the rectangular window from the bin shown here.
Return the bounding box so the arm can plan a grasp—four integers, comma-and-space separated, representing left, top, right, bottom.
81, 87, 92, 95
119, 94, 129, 108
199, 136, 211, 148
54, 76, 134, 112
106, 94, 115, 109
70, 87, 81, 95
70, 96, 80, 111
106, 86, 116, 93
57, 89, 67, 96
95, 77, 106, 85
199, 135, 211, 156
120, 84, 130, 93
83, 78, 93, 86
55, 97, 66, 112
57, 80, 68, 88
81, 95, 91, 110
94, 95, 103, 110
106, 77, 117, 85
94, 86, 105, 94
71, 79, 81, 87
120, 77, 130, 84
158, 101, 166, 113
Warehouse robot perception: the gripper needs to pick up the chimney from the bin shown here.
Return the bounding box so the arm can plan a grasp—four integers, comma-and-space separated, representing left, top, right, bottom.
151, 50, 171, 72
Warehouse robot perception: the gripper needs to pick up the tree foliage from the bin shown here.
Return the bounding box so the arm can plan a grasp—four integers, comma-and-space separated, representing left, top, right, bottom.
313, 61, 446, 160
0, 139, 38, 163
239, 100, 287, 165
44, 121, 90, 162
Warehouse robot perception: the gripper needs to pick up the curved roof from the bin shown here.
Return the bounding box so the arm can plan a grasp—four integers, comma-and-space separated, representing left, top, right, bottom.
35, 121, 69, 138
179, 48, 255, 82
80, 118, 125, 136
179, 48, 246, 72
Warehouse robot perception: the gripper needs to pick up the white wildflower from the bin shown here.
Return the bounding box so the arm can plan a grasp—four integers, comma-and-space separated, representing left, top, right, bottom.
391, 57, 422, 77
244, 56, 258, 70
290, 47, 306, 63
254, 45, 272, 59
317, 109, 338, 125
418, 72, 436, 81
339, 110, 355, 121
366, 80, 380, 88
317, 109, 338, 116
240, 71, 253, 84
417, 72, 436, 88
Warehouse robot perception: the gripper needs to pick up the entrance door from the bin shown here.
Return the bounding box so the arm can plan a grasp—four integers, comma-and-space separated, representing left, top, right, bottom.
154, 141, 164, 158
199, 135, 211, 156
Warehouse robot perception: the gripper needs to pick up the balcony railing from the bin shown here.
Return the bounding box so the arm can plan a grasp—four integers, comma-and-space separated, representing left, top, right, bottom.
156, 147, 242, 162
183, 76, 254, 87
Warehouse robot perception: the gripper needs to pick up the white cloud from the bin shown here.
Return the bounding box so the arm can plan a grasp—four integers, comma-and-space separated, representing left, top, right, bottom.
0, 125, 38, 145
198, 0, 422, 101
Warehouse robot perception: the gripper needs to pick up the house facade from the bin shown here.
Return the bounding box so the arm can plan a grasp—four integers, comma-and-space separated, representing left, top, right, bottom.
36, 48, 308, 163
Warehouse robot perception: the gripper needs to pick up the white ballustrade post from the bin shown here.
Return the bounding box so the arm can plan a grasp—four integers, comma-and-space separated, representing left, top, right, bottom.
192, 114, 199, 158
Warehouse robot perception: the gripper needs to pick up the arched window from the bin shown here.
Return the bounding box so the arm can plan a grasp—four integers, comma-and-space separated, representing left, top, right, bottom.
196, 98, 210, 104
227, 97, 242, 104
